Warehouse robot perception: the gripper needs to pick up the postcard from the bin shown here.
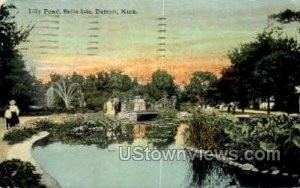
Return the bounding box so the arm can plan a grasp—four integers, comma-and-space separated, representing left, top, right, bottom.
1, 0, 300, 187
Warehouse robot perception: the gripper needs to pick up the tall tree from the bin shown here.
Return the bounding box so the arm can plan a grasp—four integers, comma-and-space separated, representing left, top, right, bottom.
0, 4, 43, 111
185, 71, 217, 104
146, 69, 176, 100
220, 29, 300, 113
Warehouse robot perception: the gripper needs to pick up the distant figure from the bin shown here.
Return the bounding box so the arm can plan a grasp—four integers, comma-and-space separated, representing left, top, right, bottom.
113, 98, 121, 114
4, 105, 12, 130
227, 102, 236, 114
8, 100, 20, 128
105, 98, 117, 115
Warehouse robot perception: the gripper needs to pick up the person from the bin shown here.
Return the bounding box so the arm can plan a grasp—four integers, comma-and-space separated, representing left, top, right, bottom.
105, 98, 114, 115
113, 98, 121, 115
8, 100, 20, 128
227, 102, 236, 114
4, 105, 12, 130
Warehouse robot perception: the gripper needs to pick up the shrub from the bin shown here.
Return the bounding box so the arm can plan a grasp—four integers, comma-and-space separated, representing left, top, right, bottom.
186, 112, 229, 149
223, 114, 300, 154
158, 108, 178, 120
179, 102, 197, 113
3, 128, 39, 145
0, 159, 45, 187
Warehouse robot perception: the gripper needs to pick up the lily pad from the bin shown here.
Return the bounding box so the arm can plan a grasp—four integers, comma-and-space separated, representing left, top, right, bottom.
274, 127, 291, 136
259, 141, 278, 151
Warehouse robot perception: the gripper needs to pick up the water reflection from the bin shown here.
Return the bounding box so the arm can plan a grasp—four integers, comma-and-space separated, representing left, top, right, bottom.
31, 123, 299, 187
190, 158, 239, 187
32, 137, 241, 188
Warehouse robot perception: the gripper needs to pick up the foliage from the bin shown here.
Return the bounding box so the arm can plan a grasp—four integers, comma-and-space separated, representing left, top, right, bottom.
186, 112, 228, 149
4, 113, 135, 148
145, 122, 178, 147
223, 114, 300, 155
158, 108, 178, 121
0, 159, 45, 188
47, 71, 143, 111
270, 9, 300, 24
185, 71, 218, 104
0, 4, 45, 110
179, 103, 197, 113
187, 112, 300, 172
219, 29, 300, 112
110, 71, 133, 92
145, 69, 177, 100
3, 127, 39, 144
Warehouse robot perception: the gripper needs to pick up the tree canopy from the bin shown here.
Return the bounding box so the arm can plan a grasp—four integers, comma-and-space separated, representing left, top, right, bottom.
185, 71, 217, 104
219, 29, 300, 112
0, 4, 45, 111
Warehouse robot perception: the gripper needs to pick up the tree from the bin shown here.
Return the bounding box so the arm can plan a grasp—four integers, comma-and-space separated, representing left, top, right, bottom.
270, 9, 300, 24
146, 69, 176, 100
219, 29, 300, 113
0, 4, 44, 111
217, 68, 239, 104
185, 71, 217, 104
110, 71, 133, 92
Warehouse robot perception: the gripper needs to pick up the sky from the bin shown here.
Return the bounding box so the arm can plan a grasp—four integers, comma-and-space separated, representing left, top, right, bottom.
4, 0, 300, 83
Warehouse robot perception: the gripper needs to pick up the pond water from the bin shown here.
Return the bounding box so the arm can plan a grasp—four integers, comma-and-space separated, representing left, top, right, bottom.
31, 124, 298, 188
32, 140, 238, 188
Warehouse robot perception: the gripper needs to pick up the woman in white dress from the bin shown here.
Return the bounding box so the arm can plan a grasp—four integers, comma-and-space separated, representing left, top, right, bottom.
8, 100, 20, 128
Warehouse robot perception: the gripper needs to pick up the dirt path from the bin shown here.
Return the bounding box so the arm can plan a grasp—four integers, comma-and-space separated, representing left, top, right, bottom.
0, 118, 10, 162
0, 116, 48, 162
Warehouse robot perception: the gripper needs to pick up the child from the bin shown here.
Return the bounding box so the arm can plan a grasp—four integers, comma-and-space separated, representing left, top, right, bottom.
8, 100, 20, 128
4, 105, 12, 130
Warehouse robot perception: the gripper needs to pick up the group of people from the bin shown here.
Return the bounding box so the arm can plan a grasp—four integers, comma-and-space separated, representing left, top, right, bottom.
4, 100, 20, 130
104, 98, 121, 115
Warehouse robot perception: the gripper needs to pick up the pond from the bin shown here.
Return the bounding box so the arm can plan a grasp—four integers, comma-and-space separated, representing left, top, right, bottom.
32, 140, 239, 188
31, 125, 299, 188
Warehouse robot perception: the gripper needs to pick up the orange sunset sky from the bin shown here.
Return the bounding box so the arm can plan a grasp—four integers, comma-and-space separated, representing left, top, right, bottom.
6, 0, 300, 84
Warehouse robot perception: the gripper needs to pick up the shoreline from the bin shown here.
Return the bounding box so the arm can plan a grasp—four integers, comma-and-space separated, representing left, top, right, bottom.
0, 117, 61, 188
6, 131, 60, 188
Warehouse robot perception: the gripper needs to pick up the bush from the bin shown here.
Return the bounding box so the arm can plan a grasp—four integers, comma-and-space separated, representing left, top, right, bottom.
186, 112, 227, 149
224, 114, 300, 153
0, 159, 45, 188
179, 102, 197, 113
158, 108, 178, 120
3, 128, 39, 145
3, 113, 135, 148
